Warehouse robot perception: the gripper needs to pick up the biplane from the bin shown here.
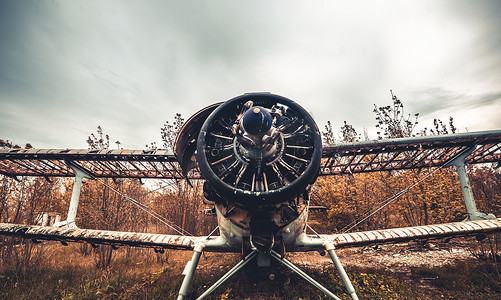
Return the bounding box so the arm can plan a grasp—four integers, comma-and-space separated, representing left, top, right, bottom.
1, 93, 501, 299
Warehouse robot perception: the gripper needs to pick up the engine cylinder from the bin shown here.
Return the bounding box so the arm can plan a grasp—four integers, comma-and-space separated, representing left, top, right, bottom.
196, 93, 322, 208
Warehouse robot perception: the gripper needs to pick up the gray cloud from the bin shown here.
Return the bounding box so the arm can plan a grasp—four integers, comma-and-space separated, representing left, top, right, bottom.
1, 1, 500, 148
408, 88, 501, 115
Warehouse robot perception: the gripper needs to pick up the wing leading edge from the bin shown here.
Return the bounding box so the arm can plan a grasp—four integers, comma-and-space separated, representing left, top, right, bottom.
296, 218, 501, 251
0, 223, 195, 250
2, 218, 500, 252
0, 223, 235, 252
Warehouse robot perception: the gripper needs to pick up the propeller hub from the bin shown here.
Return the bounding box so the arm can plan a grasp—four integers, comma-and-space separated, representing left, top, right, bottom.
241, 106, 273, 136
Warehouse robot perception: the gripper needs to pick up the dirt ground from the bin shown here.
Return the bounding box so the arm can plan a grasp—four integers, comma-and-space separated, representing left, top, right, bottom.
191, 239, 483, 277
187, 238, 484, 292
289, 241, 477, 273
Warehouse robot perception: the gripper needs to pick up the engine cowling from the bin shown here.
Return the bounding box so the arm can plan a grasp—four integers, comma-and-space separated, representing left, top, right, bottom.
195, 93, 322, 208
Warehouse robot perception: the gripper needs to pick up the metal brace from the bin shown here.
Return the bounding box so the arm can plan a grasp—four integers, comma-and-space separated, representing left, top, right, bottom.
445, 146, 496, 221
53, 162, 93, 228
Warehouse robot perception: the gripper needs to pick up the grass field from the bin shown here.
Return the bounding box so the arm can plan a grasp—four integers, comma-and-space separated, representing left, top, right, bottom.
1, 241, 500, 299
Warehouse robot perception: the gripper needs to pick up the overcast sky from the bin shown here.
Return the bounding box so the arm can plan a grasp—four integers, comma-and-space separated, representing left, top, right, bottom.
1, 0, 500, 149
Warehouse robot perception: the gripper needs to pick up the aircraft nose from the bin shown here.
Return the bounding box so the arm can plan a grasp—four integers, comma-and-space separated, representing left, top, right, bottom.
241, 106, 273, 135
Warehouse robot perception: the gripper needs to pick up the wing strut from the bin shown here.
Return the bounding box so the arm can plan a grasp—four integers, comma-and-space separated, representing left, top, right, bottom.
445, 146, 496, 221
53, 162, 93, 228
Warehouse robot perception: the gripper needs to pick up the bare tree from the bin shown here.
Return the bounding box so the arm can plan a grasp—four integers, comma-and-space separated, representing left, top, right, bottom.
86, 126, 121, 150
161, 113, 184, 151
0, 139, 31, 149
322, 121, 336, 146
340, 121, 360, 143
374, 90, 419, 138
84, 126, 127, 268
420, 117, 458, 136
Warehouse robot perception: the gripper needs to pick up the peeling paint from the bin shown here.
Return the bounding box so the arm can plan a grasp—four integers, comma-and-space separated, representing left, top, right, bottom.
316, 218, 501, 249
0, 223, 196, 250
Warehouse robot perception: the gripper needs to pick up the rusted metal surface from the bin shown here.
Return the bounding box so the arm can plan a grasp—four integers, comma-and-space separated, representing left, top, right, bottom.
0, 223, 197, 250
174, 102, 222, 176
321, 130, 501, 175
1, 131, 500, 180
0, 148, 200, 179
322, 218, 501, 249
2, 219, 501, 252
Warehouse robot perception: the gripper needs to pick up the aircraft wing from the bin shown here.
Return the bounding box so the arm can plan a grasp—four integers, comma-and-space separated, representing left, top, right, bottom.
321, 130, 501, 175
0, 223, 193, 250
319, 218, 501, 249
0, 222, 233, 252
0, 148, 200, 179
293, 218, 501, 252
1, 130, 500, 180
3, 218, 501, 252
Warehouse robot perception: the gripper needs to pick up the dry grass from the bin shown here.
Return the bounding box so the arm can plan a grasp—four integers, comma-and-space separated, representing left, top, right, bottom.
1, 239, 501, 299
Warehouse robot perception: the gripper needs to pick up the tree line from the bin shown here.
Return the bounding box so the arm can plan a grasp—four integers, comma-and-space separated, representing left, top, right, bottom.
1, 91, 500, 271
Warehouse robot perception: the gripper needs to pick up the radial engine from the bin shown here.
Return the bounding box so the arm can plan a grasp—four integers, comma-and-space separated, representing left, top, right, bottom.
174, 93, 322, 251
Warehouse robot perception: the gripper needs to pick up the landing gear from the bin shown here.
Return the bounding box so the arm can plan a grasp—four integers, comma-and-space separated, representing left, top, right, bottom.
176, 245, 258, 300
177, 243, 205, 300
270, 242, 359, 300
177, 241, 359, 299
323, 241, 359, 300
196, 251, 258, 299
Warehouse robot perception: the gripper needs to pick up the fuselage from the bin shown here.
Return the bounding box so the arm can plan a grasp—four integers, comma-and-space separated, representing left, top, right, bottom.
214, 196, 310, 252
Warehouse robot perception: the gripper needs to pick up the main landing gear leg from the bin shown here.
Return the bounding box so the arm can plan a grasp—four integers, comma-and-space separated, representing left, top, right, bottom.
177, 243, 205, 300
270, 250, 342, 300
324, 241, 359, 300
196, 250, 258, 299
